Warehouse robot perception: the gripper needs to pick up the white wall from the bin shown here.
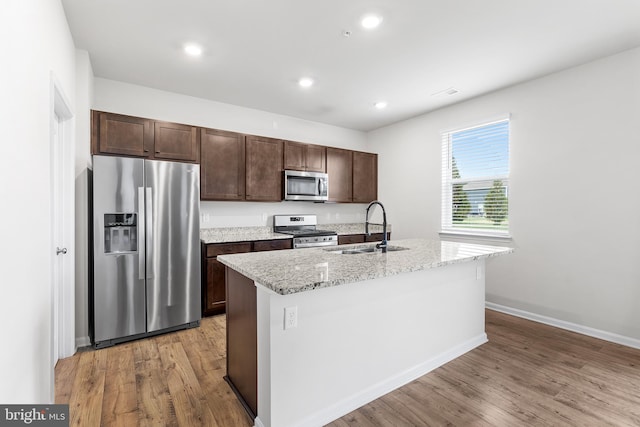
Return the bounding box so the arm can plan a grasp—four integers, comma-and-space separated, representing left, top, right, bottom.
92, 77, 371, 229
93, 78, 367, 151
0, 0, 77, 403
368, 47, 640, 341
74, 50, 94, 348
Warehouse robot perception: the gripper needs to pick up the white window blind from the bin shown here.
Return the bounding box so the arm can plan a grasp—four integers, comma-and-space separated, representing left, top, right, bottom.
441, 118, 510, 236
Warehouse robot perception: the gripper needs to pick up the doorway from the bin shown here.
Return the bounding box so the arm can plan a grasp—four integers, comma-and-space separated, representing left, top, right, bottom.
50, 74, 75, 400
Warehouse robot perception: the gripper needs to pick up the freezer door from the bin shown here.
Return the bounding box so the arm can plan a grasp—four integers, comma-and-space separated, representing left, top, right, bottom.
92, 155, 146, 343
145, 160, 201, 332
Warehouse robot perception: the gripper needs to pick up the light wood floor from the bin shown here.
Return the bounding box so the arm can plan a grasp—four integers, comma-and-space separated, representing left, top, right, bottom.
56, 310, 640, 426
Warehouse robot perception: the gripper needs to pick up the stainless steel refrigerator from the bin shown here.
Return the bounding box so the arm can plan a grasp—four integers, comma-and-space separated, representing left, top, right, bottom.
90, 155, 201, 348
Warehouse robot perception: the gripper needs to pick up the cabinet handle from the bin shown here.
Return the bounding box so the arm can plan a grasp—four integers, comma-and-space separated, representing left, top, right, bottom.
56, 247, 67, 255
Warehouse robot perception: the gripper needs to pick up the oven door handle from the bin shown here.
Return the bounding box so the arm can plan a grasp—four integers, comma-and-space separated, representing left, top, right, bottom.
293, 238, 338, 249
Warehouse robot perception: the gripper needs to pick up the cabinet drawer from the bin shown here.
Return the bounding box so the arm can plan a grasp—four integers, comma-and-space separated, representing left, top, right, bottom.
253, 239, 293, 252
365, 232, 391, 242
205, 242, 252, 258
338, 234, 366, 245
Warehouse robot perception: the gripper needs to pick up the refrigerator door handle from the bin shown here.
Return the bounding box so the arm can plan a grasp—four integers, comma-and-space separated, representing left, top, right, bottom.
137, 187, 146, 280
145, 187, 154, 279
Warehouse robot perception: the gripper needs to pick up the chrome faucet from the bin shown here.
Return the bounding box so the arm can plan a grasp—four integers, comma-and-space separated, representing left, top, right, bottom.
365, 200, 388, 253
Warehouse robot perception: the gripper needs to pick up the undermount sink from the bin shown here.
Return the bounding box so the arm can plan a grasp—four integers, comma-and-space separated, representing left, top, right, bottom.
325, 245, 408, 255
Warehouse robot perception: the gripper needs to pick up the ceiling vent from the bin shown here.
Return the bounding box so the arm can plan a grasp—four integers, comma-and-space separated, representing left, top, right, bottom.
431, 87, 459, 97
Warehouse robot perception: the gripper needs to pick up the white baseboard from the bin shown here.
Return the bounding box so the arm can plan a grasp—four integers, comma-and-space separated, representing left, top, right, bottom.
486, 302, 640, 350
292, 333, 487, 427
75, 335, 90, 350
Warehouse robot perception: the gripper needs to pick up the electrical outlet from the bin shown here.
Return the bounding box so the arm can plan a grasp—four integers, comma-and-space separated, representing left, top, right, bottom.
284, 306, 298, 330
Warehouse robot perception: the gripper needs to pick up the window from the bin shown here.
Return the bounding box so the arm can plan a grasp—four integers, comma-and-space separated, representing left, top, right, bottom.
441, 118, 510, 236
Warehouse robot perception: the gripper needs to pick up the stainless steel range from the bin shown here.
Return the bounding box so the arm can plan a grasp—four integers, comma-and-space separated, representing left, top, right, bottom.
274, 214, 338, 248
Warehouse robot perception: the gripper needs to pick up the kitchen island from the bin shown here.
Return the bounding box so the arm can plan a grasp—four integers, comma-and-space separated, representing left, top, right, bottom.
218, 238, 513, 427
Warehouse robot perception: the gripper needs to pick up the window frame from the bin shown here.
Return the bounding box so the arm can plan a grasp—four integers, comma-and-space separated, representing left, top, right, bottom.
440, 117, 512, 240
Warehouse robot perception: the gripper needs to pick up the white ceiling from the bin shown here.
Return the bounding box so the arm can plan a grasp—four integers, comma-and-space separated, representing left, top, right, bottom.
61, 0, 640, 131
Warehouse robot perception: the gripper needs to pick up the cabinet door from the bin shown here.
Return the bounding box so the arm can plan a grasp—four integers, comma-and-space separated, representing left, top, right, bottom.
283, 141, 306, 171
283, 141, 326, 173
153, 121, 198, 162
305, 144, 326, 172
205, 258, 226, 314
202, 242, 252, 316
353, 151, 378, 203
246, 136, 283, 201
226, 267, 258, 417
95, 111, 153, 157
326, 147, 353, 202
201, 129, 245, 200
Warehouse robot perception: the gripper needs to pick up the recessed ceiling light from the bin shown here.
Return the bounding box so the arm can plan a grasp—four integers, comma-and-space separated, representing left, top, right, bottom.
184, 44, 203, 56
374, 101, 388, 109
298, 77, 314, 88
361, 15, 383, 29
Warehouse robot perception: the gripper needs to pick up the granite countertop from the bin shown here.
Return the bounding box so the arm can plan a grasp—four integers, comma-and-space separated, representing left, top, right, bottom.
200, 227, 289, 244
200, 223, 389, 244
217, 238, 513, 295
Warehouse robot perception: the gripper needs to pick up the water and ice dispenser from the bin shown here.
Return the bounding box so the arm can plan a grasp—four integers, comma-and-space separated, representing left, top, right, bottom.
103, 213, 138, 254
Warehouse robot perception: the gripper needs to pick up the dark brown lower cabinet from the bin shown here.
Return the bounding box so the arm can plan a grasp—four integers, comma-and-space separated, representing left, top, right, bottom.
338, 232, 391, 245
225, 267, 258, 419
202, 239, 292, 317
338, 234, 366, 245
202, 242, 252, 316
205, 258, 226, 314
253, 239, 292, 252
366, 232, 391, 242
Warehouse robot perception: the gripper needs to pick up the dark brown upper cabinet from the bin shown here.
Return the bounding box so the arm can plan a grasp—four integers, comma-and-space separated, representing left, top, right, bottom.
92, 111, 198, 163
91, 110, 378, 204
353, 151, 378, 203
200, 128, 245, 201
93, 111, 153, 157
153, 121, 198, 162
326, 147, 353, 203
245, 135, 283, 201
283, 141, 326, 173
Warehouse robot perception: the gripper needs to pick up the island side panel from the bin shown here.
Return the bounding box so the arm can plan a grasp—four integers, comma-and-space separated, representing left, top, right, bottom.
225, 267, 258, 419
256, 259, 487, 427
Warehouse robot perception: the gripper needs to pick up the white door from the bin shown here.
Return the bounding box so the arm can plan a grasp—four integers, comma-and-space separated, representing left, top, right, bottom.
50, 76, 75, 399
52, 113, 62, 366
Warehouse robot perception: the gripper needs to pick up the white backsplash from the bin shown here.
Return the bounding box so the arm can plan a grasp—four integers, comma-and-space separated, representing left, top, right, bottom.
200, 201, 369, 228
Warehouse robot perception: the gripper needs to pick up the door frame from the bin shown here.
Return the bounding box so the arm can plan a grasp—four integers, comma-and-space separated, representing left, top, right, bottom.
50, 73, 75, 400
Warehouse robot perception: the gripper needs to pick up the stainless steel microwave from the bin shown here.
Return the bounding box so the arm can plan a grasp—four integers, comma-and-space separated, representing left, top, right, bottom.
284, 170, 328, 201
